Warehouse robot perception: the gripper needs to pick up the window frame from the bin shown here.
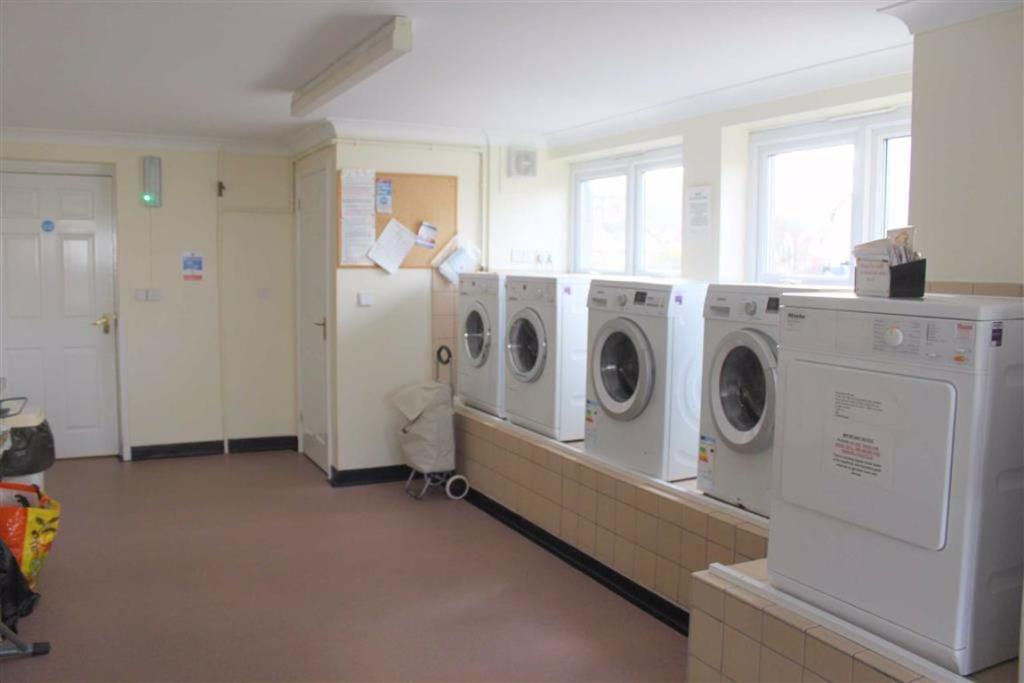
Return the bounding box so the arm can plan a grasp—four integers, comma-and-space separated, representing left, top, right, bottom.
747, 108, 910, 285
570, 146, 684, 276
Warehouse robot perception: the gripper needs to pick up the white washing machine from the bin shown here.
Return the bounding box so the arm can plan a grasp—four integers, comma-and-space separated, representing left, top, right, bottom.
697, 284, 827, 517
456, 272, 506, 417
504, 274, 590, 441
768, 292, 1024, 675
584, 279, 708, 481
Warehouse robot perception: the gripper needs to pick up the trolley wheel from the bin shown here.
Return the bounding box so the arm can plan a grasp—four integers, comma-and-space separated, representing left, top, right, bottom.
445, 474, 470, 500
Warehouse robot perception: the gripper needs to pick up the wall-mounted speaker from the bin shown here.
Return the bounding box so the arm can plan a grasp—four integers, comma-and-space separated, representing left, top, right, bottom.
507, 148, 538, 178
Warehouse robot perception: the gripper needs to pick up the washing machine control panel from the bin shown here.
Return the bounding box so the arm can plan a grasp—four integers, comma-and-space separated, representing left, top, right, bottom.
704, 292, 781, 322
589, 286, 670, 314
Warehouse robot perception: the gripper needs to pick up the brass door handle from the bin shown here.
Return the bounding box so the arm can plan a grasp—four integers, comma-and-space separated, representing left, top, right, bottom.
313, 317, 326, 340
91, 314, 113, 334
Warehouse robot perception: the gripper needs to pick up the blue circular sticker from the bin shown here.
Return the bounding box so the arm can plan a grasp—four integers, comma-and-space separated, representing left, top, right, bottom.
41, 219, 55, 233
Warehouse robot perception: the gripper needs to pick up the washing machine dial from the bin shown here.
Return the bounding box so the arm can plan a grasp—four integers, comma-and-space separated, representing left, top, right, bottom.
617, 294, 629, 306
884, 326, 904, 347
743, 300, 758, 316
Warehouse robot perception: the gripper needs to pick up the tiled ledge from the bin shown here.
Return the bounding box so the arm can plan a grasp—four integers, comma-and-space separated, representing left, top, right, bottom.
685, 560, 1019, 683
454, 405, 768, 615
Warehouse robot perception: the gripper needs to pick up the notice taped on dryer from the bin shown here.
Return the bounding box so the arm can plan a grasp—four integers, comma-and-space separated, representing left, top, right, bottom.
585, 399, 597, 435
698, 435, 715, 490
826, 389, 893, 488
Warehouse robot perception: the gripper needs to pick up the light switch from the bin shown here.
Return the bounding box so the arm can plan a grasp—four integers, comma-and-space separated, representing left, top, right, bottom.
257, 287, 272, 301
134, 289, 148, 302
146, 288, 161, 302
357, 292, 374, 307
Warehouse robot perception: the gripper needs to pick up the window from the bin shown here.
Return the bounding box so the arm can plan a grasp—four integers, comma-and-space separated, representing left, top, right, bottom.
749, 109, 911, 284
572, 147, 683, 275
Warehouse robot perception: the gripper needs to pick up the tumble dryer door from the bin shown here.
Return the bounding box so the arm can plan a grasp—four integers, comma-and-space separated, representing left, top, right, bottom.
507, 307, 547, 383
709, 328, 777, 450
591, 317, 654, 421
462, 302, 492, 368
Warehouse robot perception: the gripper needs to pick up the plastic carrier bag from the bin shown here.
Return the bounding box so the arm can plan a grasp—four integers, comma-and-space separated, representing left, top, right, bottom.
0, 483, 60, 590
392, 382, 455, 474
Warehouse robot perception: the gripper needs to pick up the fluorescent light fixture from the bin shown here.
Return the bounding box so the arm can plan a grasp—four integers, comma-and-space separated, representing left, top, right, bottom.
291, 16, 412, 117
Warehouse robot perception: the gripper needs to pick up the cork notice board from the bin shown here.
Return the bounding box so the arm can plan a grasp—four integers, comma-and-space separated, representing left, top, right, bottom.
338, 171, 458, 269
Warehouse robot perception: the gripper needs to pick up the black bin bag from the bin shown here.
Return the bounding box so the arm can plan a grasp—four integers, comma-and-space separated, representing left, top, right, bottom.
0, 538, 38, 632
0, 418, 55, 478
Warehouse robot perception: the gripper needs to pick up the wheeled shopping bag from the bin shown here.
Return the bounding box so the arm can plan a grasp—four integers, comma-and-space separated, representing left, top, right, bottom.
392, 382, 469, 500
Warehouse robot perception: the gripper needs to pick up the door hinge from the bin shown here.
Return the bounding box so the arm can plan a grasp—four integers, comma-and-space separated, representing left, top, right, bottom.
217, 181, 226, 197
299, 411, 303, 424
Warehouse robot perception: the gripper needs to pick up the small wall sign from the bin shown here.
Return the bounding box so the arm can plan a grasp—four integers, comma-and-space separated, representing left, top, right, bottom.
182, 251, 204, 282
41, 219, 55, 233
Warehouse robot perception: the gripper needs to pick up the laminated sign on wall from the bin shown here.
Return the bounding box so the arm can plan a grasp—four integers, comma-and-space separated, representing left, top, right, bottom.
182, 251, 204, 282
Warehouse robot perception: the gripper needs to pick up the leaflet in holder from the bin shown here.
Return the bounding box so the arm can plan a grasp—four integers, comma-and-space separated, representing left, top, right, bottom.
853, 227, 926, 298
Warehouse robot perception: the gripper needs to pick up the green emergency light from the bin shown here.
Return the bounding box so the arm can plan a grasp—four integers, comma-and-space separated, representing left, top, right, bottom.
141, 156, 162, 207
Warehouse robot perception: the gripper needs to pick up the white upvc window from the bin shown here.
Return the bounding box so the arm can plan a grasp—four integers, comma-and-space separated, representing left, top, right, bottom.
748, 108, 911, 285
571, 147, 684, 276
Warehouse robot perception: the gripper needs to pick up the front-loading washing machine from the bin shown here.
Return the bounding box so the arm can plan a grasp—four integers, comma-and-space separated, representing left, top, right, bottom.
768, 292, 1024, 675
697, 284, 829, 516
504, 274, 590, 441
456, 272, 506, 417
584, 279, 708, 481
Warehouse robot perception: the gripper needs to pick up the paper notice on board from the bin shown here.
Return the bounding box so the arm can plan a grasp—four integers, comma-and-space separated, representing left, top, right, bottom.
686, 185, 712, 240
416, 222, 438, 248
340, 169, 376, 265
367, 219, 417, 274
375, 179, 393, 214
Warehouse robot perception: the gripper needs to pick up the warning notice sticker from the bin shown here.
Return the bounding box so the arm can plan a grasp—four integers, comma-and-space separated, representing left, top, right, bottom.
826, 418, 893, 488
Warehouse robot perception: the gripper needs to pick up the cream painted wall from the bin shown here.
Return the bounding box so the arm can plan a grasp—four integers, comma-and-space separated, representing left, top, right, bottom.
549, 75, 914, 282
333, 140, 482, 471
908, 8, 1023, 284
1, 140, 295, 449
218, 152, 295, 441
487, 147, 571, 272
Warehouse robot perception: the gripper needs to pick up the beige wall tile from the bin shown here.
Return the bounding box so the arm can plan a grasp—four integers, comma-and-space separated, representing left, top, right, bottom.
723, 587, 771, 640
708, 513, 738, 548
432, 314, 456, 339
681, 530, 709, 571
706, 541, 735, 566
636, 510, 659, 551
722, 625, 761, 683
803, 669, 827, 682
613, 536, 636, 577
657, 519, 683, 561
677, 569, 692, 607
562, 478, 580, 513
735, 523, 768, 559
852, 652, 920, 683
681, 502, 710, 537
691, 571, 730, 620
690, 609, 725, 670
598, 472, 617, 496
972, 282, 1024, 297
658, 496, 687, 527
805, 627, 865, 683
762, 605, 813, 664
595, 526, 615, 563
927, 281, 973, 294
544, 449, 563, 474
688, 654, 722, 683
761, 647, 803, 683
562, 459, 581, 481
634, 546, 657, 590
615, 501, 638, 540
615, 479, 638, 505
579, 486, 597, 521
431, 290, 455, 315
636, 488, 662, 516
560, 510, 580, 546
597, 493, 617, 530
579, 465, 598, 490
539, 497, 562, 536
655, 557, 679, 601
578, 518, 596, 553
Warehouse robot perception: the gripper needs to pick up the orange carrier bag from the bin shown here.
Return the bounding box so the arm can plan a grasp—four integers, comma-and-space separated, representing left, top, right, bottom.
0, 483, 60, 590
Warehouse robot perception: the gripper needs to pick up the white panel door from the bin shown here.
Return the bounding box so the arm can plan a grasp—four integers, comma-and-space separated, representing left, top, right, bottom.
296, 168, 329, 474
1, 172, 118, 458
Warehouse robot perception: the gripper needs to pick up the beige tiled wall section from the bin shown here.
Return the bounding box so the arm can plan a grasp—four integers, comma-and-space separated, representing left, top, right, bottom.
432, 271, 458, 383
686, 569, 1019, 683
927, 281, 1024, 297
453, 412, 768, 613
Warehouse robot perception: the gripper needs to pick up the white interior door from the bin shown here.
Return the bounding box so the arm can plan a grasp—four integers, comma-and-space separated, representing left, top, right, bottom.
1, 172, 119, 458
296, 168, 330, 474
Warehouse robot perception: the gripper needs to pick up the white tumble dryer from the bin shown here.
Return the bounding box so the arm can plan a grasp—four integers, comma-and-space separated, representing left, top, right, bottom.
768, 292, 1024, 675
584, 279, 708, 481
697, 284, 829, 517
504, 274, 590, 441
456, 272, 506, 417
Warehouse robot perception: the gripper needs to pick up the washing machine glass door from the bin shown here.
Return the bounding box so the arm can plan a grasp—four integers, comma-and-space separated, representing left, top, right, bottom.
592, 317, 654, 420
710, 328, 777, 450
507, 307, 546, 383
462, 302, 492, 368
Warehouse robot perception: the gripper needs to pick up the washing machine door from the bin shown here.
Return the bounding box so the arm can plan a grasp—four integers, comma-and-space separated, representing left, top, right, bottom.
592, 317, 654, 421
462, 302, 492, 368
709, 328, 777, 450
507, 307, 546, 383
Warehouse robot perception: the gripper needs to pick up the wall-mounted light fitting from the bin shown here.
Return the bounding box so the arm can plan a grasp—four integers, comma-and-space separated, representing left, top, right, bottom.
141, 156, 161, 207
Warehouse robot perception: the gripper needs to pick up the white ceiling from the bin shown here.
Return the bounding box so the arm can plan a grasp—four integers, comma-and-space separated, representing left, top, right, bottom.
0, 1, 912, 148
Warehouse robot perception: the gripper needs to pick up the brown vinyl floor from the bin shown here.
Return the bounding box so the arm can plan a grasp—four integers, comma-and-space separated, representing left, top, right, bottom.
2, 452, 687, 682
